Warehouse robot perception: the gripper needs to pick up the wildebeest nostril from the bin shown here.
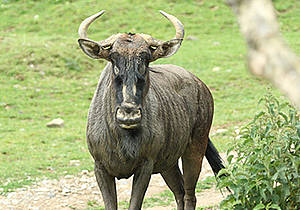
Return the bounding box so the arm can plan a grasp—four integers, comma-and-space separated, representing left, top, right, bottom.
123, 105, 134, 114
121, 102, 138, 114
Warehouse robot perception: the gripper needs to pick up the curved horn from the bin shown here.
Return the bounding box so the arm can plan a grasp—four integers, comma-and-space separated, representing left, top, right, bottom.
142, 11, 184, 61
159, 10, 184, 40
78, 11, 120, 60
78, 10, 105, 39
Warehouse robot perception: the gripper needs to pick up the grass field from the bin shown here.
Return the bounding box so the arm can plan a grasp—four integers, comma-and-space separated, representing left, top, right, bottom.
0, 0, 299, 196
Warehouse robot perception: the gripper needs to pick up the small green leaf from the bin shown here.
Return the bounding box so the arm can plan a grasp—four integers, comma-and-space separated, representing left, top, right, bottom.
254, 111, 265, 121
253, 203, 265, 210
269, 204, 281, 210
227, 154, 234, 164
295, 123, 300, 138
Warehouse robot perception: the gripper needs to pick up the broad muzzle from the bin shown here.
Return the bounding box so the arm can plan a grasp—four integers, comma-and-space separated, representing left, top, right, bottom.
116, 102, 142, 129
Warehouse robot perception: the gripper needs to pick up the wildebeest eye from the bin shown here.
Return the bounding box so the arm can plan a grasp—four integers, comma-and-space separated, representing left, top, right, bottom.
114, 66, 120, 75
102, 45, 112, 50
149, 46, 157, 51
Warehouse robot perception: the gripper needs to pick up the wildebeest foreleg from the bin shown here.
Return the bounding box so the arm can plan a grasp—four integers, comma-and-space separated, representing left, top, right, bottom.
94, 161, 117, 210
161, 163, 184, 210
128, 160, 154, 210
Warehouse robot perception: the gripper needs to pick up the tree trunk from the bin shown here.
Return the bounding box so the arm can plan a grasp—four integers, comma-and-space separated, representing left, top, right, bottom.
227, 0, 300, 109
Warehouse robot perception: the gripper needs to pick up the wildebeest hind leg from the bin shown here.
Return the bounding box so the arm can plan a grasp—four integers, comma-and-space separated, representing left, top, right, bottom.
182, 137, 208, 210
94, 161, 117, 210
161, 163, 184, 210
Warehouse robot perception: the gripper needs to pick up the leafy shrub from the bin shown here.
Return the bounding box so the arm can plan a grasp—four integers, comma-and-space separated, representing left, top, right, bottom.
218, 95, 300, 210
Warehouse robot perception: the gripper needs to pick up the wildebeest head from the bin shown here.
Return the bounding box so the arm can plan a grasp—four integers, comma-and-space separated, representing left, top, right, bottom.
78, 10, 184, 129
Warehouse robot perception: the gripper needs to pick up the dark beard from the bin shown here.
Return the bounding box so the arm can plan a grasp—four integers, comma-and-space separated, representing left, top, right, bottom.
117, 127, 143, 160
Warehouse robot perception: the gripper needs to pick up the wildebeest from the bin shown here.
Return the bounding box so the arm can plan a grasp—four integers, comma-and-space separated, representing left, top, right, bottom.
78, 10, 225, 210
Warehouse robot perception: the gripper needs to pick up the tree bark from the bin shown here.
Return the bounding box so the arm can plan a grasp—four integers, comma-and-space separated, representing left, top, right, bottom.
227, 0, 300, 109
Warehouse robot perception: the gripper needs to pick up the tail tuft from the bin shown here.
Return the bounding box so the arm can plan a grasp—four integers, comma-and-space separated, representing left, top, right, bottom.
205, 138, 231, 192
205, 138, 226, 177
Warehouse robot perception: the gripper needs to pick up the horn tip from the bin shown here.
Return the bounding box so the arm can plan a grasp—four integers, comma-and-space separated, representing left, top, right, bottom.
92, 10, 106, 19
159, 10, 167, 16
98, 10, 106, 15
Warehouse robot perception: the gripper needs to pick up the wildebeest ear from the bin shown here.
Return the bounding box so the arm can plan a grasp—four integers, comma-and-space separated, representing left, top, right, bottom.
78, 38, 110, 60
150, 39, 182, 62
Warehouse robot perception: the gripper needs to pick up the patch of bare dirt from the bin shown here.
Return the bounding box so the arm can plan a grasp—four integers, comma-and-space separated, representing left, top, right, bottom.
0, 154, 228, 210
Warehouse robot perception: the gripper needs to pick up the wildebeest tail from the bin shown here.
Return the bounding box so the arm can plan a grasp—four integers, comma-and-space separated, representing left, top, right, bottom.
205, 138, 226, 177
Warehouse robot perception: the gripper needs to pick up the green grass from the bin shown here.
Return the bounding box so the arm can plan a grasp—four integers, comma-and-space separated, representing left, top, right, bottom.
0, 0, 299, 195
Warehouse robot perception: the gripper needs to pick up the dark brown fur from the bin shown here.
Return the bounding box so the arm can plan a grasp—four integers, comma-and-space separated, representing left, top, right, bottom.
86, 62, 213, 209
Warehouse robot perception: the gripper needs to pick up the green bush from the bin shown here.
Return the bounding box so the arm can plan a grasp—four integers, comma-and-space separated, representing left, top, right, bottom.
218, 95, 300, 210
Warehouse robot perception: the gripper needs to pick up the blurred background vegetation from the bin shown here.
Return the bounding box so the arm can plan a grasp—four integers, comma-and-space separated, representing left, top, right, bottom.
0, 0, 299, 193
